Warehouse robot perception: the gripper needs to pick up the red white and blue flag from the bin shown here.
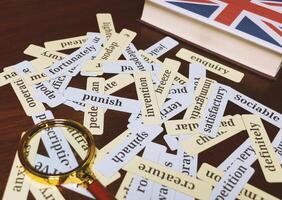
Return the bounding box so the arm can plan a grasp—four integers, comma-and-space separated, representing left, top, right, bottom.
156, 0, 282, 52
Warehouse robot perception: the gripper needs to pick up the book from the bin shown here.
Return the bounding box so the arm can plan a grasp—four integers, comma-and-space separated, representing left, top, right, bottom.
141, 0, 282, 79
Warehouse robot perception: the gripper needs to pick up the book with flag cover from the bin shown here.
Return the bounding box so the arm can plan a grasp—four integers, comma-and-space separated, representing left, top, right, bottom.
141, 0, 282, 78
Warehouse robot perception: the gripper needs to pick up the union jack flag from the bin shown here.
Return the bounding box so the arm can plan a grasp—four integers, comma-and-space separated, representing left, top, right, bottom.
161, 0, 282, 52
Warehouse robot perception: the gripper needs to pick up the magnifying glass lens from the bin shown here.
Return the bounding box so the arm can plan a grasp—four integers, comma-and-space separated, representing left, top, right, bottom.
19, 119, 114, 200
26, 125, 89, 176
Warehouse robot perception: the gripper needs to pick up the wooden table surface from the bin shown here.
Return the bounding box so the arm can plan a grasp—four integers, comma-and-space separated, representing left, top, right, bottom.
0, 0, 281, 199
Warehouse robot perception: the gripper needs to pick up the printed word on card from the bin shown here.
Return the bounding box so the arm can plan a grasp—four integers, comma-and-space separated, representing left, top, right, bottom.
81, 29, 136, 75
123, 156, 212, 200
139, 50, 188, 85
209, 161, 254, 200
83, 77, 105, 135
175, 135, 198, 200
104, 74, 134, 94
44, 33, 104, 79
64, 87, 141, 114
123, 43, 153, 73
189, 63, 206, 91
44, 35, 88, 51
15, 62, 65, 108
176, 48, 244, 83
242, 114, 282, 183
197, 163, 280, 200
197, 83, 230, 137
0, 58, 52, 87
155, 58, 180, 106
183, 77, 215, 121
115, 172, 134, 200
94, 125, 163, 177
167, 84, 192, 99
102, 60, 137, 74
165, 114, 244, 136
145, 36, 179, 58
151, 152, 178, 200
24, 44, 66, 61
125, 143, 167, 200
0, 67, 20, 87
134, 71, 161, 125
7, 65, 45, 116
96, 13, 116, 40
230, 89, 282, 128
29, 182, 65, 200
3, 127, 45, 200
180, 128, 243, 155
2, 153, 31, 200
64, 74, 135, 112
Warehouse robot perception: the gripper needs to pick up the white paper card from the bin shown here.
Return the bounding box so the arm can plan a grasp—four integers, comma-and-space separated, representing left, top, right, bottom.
126, 143, 167, 200
273, 129, 282, 163
210, 161, 255, 200
175, 136, 198, 200
102, 60, 137, 74
189, 63, 206, 91
145, 36, 179, 58
44, 33, 104, 78
230, 88, 282, 127
64, 87, 141, 114
151, 152, 178, 200
94, 125, 163, 177
163, 135, 179, 151
197, 84, 230, 137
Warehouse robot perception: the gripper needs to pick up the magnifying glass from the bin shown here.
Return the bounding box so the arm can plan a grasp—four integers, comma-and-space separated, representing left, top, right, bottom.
18, 119, 115, 200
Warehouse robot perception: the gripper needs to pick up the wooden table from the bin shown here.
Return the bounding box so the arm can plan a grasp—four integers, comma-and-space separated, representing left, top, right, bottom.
0, 0, 281, 199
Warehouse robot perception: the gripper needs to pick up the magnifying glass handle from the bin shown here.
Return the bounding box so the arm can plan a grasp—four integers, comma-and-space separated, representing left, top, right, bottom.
87, 179, 115, 200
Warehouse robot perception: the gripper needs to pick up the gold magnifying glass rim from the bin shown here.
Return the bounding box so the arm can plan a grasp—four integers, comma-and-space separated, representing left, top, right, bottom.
18, 119, 96, 185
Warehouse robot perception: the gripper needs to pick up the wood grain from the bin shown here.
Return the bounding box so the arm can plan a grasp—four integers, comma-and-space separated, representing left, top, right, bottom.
0, 0, 281, 199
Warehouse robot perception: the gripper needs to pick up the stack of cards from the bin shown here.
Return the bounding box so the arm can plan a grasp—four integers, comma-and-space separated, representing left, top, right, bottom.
1, 12, 281, 200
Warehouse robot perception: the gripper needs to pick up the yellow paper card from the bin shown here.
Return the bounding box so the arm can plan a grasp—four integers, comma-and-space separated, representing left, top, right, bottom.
24, 44, 66, 61
62, 127, 88, 159
96, 13, 116, 40
123, 156, 212, 200
98, 129, 131, 157
139, 50, 188, 85
24, 58, 55, 85
82, 29, 136, 75
0, 67, 19, 87
62, 127, 120, 186
115, 172, 134, 200
9, 76, 46, 116
165, 119, 198, 135
134, 71, 161, 125
165, 115, 244, 136
3, 134, 41, 200
176, 48, 244, 83
84, 77, 105, 135
30, 182, 65, 200
155, 58, 180, 106
44, 35, 88, 51
104, 74, 134, 95
180, 128, 243, 155
183, 77, 215, 120
242, 114, 282, 183
173, 72, 188, 85
197, 163, 279, 200
22, 70, 50, 85
30, 58, 54, 71
2, 153, 31, 200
